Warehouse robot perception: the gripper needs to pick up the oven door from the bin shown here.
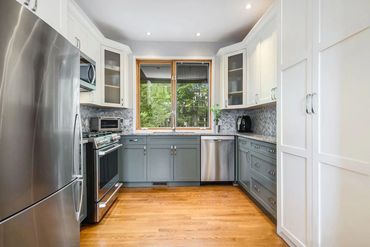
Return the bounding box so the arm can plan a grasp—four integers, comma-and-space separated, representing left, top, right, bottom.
95, 143, 122, 202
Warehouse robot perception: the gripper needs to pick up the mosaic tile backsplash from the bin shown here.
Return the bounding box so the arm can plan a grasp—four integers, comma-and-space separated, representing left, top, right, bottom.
218, 104, 276, 137
81, 104, 276, 137
80, 105, 134, 134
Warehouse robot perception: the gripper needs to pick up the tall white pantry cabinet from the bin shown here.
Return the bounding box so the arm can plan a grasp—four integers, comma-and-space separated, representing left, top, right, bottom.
277, 0, 370, 246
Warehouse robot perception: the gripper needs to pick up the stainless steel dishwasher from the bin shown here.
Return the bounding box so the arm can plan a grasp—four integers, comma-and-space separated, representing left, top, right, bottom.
201, 136, 235, 182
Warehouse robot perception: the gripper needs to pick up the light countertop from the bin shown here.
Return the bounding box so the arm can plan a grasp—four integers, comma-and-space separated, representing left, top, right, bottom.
120, 132, 276, 144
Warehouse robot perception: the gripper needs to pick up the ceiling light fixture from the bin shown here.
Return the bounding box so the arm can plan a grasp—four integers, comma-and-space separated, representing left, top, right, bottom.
146, 32, 151, 36
245, 3, 252, 9
196, 32, 201, 37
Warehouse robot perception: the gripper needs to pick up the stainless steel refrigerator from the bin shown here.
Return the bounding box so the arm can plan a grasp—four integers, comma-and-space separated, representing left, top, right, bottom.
0, 0, 82, 246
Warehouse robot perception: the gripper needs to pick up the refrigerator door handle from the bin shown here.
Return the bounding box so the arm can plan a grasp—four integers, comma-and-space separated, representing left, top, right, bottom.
77, 113, 83, 179
73, 113, 83, 179
73, 178, 84, 221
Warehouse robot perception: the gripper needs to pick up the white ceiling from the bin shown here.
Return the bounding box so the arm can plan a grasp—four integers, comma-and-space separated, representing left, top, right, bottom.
75, 0, 274, 43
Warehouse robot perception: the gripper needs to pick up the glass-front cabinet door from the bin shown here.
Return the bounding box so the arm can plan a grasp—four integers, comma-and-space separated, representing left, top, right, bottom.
102, 47, 123, 107
224, 50, 246, 108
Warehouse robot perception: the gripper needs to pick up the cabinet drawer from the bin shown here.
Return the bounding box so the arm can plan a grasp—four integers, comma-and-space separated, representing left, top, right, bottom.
250, 140, 276, 158
250, 152, 276, 183
251, 178, 277, 217
122, 136, 146, 145
147, 136, 200, 145
238, 137, 251, 150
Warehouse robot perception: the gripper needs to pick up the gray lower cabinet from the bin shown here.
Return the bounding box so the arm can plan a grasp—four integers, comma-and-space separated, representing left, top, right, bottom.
121, 145, 147, 182
147, 145, 173, 182
173, 145, 200, 181
237, 137, 276, 218
120, 136, 200, 184
238, 145, 251, 191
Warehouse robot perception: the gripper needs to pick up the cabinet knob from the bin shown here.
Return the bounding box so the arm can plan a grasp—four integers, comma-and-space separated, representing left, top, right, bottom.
269, 197, 276, 206
24, 0, 30, 6
253, 184, 260, 193
31, 0, 38, 12
269, 169, 276, 176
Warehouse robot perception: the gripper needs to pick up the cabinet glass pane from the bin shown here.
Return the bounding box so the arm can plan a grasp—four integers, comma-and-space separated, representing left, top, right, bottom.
104, 50, 121, 104
228, 53, 243, 106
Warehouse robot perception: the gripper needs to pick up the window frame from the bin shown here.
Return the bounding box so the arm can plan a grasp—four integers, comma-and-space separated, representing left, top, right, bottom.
136, 59, 212, 131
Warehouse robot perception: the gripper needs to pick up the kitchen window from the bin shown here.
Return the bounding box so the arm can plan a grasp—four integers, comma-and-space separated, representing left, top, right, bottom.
136, 60, 212, 130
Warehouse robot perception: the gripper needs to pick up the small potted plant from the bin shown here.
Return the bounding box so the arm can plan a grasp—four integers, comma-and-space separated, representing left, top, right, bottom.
211, 104, 221, 133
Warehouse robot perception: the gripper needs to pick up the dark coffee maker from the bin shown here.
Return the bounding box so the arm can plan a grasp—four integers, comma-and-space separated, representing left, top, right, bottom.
236, 115, 252, 132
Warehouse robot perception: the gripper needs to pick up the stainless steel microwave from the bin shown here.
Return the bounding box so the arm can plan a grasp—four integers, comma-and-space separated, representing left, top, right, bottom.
90, 117, 123, 132
80, 52, 96, 91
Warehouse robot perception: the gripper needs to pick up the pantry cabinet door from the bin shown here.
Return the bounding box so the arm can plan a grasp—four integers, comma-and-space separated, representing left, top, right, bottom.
312, 0, 370, 245
278, 0, 313, 246
279, 60, 312, 247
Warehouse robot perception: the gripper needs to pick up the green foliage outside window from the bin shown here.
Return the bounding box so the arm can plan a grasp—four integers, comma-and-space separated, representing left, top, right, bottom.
140, 81, 209, 128
140, 81, 172, 128
176, 82, 209, 127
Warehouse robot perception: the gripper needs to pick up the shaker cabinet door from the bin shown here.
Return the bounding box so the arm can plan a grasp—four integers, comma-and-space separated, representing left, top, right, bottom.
238, 147, 251, 191
121, 145, 147, 182
147, 145, 173, 182
173, 145, 200, 182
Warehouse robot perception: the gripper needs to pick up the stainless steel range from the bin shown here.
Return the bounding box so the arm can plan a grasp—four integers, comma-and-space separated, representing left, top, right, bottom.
84, 132, 123, 223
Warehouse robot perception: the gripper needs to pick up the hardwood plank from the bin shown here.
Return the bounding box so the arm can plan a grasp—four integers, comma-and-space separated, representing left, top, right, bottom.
80, 186, 286, 247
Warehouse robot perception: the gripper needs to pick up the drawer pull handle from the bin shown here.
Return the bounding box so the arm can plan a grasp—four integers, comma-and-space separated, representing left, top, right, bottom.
269, 197, 276, 206
129, 139, 138, 142
253, 185, 260, 193
268, 169, 276, 176
143, 146, 146, 156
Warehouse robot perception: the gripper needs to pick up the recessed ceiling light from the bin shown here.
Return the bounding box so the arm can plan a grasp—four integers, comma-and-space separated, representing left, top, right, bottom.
146, 32, 151, 36
245, 3, 252, 9
196, 32, 201, 37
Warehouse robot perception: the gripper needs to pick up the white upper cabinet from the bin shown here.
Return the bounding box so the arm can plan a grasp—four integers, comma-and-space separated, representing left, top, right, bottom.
224, 50, 247, 108
246, 37, 260, 106
101, 46, 125, 108
16, 0, 67, 36
100, 38, 131, 108
218, 2, 278, 109
259, 17, 278, 104
246, 4, 278, 107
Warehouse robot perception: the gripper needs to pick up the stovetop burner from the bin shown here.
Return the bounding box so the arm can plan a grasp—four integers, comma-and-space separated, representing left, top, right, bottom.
83, 131, 121, 149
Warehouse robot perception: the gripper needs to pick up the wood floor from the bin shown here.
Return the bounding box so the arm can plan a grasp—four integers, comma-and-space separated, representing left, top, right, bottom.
80, 186, 286, 247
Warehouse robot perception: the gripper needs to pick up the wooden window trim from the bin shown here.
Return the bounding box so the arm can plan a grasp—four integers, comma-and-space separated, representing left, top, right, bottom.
136, 59, 213, 131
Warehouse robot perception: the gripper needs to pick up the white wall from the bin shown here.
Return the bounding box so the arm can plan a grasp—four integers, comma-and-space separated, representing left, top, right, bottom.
123, 40, 231, 57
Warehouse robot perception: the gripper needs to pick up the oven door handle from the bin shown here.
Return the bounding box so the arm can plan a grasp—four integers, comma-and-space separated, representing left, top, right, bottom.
99, 183, 122, 208
98, 144, 123, 156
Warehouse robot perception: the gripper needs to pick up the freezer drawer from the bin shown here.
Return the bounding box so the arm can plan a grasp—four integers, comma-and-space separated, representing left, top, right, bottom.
201, 136, 235, 182
0, 181, 80, 247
